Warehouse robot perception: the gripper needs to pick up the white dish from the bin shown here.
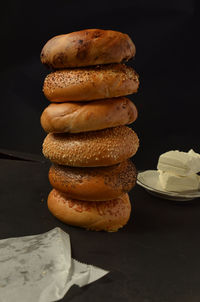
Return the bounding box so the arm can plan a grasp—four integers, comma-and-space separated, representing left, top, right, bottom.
137, 170, 200, 201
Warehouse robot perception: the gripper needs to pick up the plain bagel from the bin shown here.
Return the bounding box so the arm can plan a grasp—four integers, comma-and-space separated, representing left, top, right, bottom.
48, 160, 137, 201
47, 189, 131, 232
40, 97, 138, 133
43, 64, 139, 102
40, 29, 136, 69
42, 126, 139, 167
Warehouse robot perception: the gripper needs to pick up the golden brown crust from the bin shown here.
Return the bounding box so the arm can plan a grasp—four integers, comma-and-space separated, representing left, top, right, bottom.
40, 29, 136, 68
43, 64, 139, 102
40, 97, 138, 133
48, 160, 137, 201
42, 126, 139, 167
47, 189, 131, 231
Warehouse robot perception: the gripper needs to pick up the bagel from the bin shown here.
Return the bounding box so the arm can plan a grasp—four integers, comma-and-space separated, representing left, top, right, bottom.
42, 126, 139, 167
40, 29, 136, 69
40, 97, 138, 133
43, 64, 139, 102
47, 189, 131, 232
48, 160, 137, 201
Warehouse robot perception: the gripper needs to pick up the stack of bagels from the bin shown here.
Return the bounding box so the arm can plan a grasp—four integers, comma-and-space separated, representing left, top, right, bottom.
40, 29, 139, 232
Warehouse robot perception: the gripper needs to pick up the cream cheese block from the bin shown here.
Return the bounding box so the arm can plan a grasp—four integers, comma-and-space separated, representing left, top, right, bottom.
159, 170, 200, 192
157, 149, 200, 176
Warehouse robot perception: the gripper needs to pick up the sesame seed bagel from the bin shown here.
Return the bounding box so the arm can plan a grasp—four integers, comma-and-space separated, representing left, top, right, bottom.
42, 126, 139, 167
40, 29, 136, 69
40, 97, 138, 133
48, 160, 137, 201
43, 64, 139, 102
47, 189, 131, 232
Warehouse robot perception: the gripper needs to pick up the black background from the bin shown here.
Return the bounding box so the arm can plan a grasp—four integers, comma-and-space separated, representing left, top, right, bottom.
0, 0, 199, 170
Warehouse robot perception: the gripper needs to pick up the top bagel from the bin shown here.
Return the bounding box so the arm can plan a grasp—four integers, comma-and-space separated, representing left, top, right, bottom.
40, 29, 136, 69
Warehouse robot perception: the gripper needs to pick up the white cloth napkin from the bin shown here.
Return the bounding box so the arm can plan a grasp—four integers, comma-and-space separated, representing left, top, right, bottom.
0, 227, 108, 302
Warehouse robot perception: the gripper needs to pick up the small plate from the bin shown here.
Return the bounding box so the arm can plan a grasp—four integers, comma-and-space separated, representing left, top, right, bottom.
137, 170, 200, 201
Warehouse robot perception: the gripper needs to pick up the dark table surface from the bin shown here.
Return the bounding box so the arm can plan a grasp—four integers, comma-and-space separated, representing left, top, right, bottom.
0, 152, 200, 302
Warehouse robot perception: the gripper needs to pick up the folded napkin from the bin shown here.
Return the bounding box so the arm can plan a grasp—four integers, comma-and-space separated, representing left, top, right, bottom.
0, 227, 108, 302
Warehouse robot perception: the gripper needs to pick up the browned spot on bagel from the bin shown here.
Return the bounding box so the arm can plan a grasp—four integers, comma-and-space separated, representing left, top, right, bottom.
53, 52, 67, 65
76, 40, 91, 60
93, 31, 102, 38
